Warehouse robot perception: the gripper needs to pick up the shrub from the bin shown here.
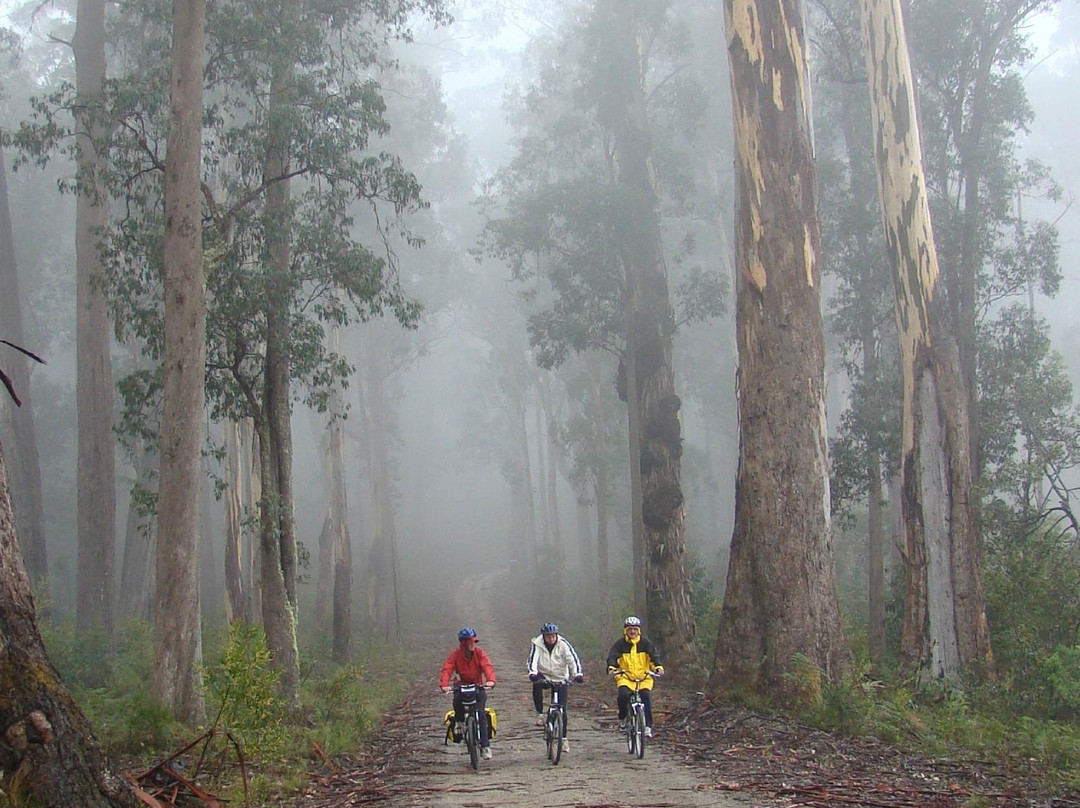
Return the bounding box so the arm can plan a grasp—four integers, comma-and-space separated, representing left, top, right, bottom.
204, 623, 287, 761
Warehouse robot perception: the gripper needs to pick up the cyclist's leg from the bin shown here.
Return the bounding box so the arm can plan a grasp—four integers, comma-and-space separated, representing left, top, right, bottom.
555, 682, 569, 734
616, 686, 631, 722
477, 688, 491, 747
532, 681, 545, 715
642, 688, 654, 728
453, 691, 464, 724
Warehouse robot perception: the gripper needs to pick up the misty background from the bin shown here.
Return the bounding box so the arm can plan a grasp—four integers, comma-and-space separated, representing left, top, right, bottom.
1, 0, 1078, 642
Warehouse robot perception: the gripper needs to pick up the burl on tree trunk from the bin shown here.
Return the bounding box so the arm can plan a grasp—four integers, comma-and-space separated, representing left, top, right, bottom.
0, 438, 136, 807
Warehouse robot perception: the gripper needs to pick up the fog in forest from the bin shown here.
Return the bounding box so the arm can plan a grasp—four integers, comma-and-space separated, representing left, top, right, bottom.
0, 0, 1078, 651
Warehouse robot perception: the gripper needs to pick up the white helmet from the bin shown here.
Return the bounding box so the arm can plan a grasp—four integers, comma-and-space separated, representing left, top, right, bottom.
624, 615, 641, 627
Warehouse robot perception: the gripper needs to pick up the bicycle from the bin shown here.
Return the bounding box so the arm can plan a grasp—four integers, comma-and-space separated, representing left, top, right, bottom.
613, 669, 659, 759
537, 676, 569, 765
450, 683, 491, 770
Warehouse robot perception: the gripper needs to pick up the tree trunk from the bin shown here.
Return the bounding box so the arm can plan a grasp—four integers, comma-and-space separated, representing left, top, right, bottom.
74, 0, 116, 640
245, 418, 261, 623
258, 35, 300, 704
0, 440, 136, 808
868, 445, 886, 666
152, 0, 207, 724
316, 320, 350, 658
860, 0, 992, 681
603, 0, 694, 662
710, 0, 850, 704
508, 350, 538, 573
360, 331, 401, 640
0, 140, 47, 588
117, 441, 155, 623
538, 375, 566, 601
223, 420, 249, 624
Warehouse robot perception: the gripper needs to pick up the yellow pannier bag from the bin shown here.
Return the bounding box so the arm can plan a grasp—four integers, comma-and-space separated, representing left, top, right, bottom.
443, 710, 462, 744
485, 706, 498, 737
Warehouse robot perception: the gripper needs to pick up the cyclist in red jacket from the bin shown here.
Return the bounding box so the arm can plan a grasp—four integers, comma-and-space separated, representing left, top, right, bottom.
440, 627, 498, 759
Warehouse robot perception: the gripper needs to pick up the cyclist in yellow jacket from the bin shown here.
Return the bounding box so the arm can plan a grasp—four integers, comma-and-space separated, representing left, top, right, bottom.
605, 615, 664, 737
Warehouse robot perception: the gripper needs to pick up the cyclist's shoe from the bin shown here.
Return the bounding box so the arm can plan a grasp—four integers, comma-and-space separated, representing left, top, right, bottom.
618, 720, 627, 732
644, 726, 654, 738
560, 738, 569, 752
535, 713, 545, 726
481, 746, 493, 760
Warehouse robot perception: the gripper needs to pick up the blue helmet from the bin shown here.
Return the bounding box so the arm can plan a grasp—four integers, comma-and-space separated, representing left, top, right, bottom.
458, 627, 477, 642
541, 622, 559, 634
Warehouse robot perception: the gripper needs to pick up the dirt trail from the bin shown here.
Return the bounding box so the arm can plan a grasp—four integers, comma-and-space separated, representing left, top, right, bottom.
378, 569, 760, 808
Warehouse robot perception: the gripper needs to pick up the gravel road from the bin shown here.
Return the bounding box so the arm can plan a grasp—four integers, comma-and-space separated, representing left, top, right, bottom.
385, 570, 761, 808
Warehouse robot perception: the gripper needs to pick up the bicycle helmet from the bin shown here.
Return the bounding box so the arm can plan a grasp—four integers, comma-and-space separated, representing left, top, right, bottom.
624, 615, 642, 627
541, 622, 559, 634
458, 627, 478, 642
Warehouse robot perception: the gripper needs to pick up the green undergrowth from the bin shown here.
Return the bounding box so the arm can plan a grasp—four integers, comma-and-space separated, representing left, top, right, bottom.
40, 616, 431, 802
787, 657, 1080, 794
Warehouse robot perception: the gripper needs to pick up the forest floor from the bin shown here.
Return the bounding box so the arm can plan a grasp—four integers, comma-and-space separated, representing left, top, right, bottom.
294, 569, 1080, 808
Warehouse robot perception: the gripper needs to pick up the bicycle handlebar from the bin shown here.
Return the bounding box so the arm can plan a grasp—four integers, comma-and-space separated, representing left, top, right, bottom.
610, 668, 662, 682
534, 675, 572, 686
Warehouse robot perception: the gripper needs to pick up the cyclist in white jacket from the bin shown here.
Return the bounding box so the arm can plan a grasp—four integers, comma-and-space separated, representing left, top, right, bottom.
527, 623, 584, 750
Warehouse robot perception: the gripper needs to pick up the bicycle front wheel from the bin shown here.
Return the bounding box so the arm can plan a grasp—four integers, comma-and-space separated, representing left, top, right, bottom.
465, 713, 480, 769
549, 710, 563, 765
633, 706, 646, 759
625, 710, 636, 755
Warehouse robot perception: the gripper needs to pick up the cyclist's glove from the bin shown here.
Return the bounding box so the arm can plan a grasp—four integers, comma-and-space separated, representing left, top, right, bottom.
529, 673, 540, 682
653, 666, 665, 676
607, 666, 619, 676
574, 674, 585, 684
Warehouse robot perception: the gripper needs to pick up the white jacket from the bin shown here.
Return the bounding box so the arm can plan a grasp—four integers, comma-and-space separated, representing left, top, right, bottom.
527, 634, 583, 681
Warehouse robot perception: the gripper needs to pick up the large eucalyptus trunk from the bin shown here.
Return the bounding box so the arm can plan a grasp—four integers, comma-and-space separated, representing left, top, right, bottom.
0, 141, 47, 587
258, 37, 300, 705
74, 0, 116, 639
860, 0, 992, 680
603, 0, 694, 662
152, 0, 207, 724
710, 0, 850, 703
0, 440, 136, 808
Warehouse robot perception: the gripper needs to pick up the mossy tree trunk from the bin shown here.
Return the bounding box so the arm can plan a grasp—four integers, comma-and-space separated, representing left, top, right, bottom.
0, 141, 47, 588
0, 440, 136, 807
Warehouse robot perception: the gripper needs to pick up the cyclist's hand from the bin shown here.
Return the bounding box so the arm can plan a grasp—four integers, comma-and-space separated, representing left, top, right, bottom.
528, 673, 540, 682
608, 667, 619, 677
652, 667, 664, 677
441, 686, 452, 693
574, 674, 585, 684
487, 681, 496, 689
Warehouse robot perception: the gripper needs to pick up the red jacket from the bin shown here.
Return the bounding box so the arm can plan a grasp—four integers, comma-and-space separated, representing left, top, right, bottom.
440, 644, 496, 688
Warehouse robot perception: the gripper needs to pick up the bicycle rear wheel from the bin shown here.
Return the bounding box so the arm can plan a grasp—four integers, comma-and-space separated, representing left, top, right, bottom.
465, 713, 480, 769
633, 706, 646, 759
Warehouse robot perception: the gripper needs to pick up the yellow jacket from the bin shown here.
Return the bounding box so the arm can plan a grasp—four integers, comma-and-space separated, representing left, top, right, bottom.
605, 629, 664, 690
